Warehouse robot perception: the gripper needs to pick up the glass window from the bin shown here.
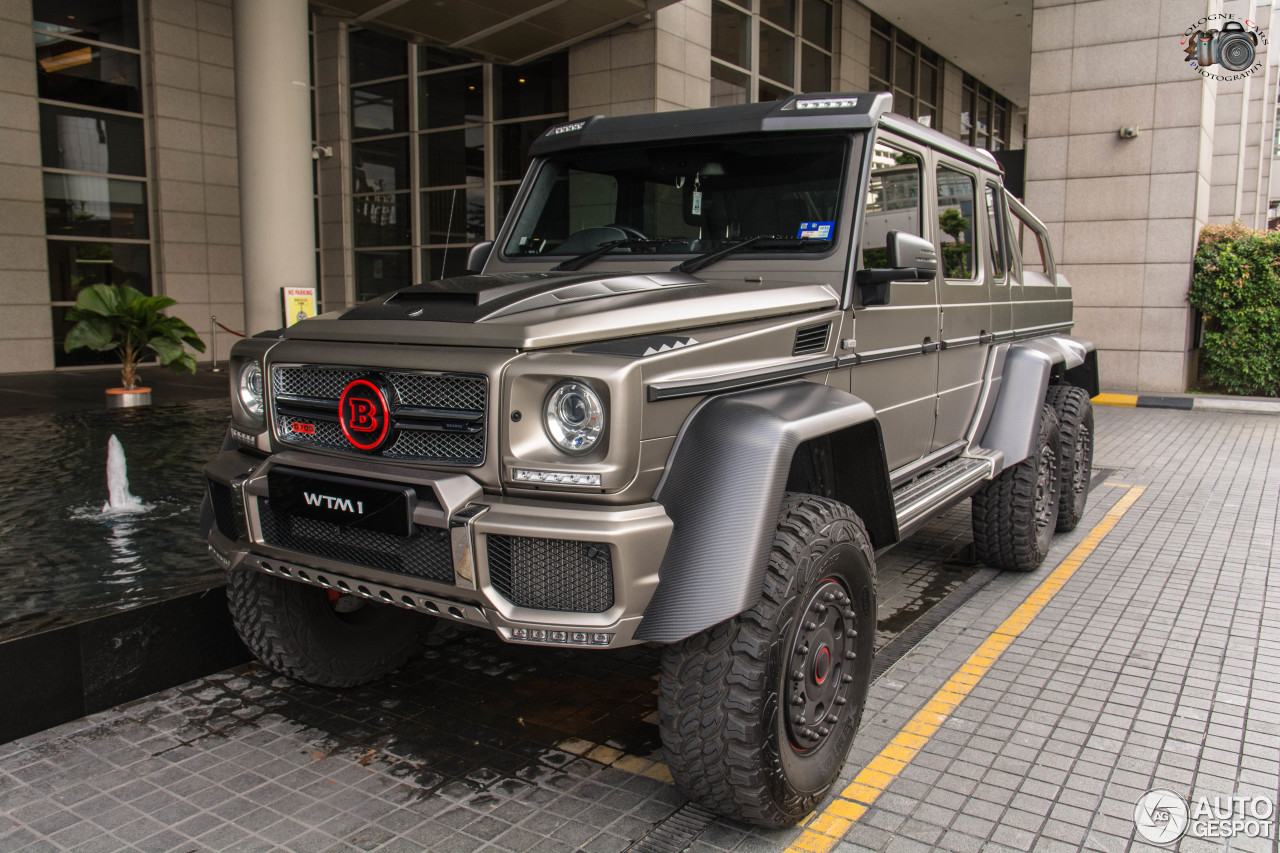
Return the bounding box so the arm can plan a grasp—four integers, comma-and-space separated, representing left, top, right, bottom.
46, 240, 150, 302
419, 46, 474, 72
419, 128, 484, 188
937, 166, 976, 279
353, 192, 411, 247
802, 0, 833, 50
351, 79, 408, 138
761, 0, 795, 31
33, 0, 138, 49
495, 118, 558, 182
504, 133, 849, 258
419, 66, 483, 130
349, 29, 406, 83
497, 184, 522, 225
801, 45, 830, 93
354, 249, 411, 301
39, 104, 145, 176
44, 174, 148, 239
870, 32, 890, 86
352, 138, 411, 193
36, 38, 142, 113
421, 187, 485, 244
711, 63, 749, 106
984, 184, 1006, 281
494, 54, 567, 120
1013, 211, 1048, 276
422, 247, 471, 282
759, 24, 794, 86
712, 1, 750, 69
863, 141, 920, 267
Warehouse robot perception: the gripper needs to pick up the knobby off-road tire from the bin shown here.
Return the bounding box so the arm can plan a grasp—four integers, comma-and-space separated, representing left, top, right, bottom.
658, 494, 877, 828
226, 569, 432, 688
1045, 385, 1094, 532
972, 404, 1062, 572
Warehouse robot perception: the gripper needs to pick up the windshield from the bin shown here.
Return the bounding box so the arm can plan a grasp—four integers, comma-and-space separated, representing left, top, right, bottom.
502, 133, 853, 261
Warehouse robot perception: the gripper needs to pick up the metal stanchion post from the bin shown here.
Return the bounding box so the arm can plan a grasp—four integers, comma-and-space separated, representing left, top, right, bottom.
210, 315, 222, 373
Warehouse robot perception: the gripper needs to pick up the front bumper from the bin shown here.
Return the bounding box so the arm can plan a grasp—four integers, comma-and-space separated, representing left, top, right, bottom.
204, 448, 672, 648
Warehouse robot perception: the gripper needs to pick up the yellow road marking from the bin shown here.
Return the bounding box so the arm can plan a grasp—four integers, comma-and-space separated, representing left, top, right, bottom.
786, 485, 1146, 853
1092, 393, 1138, 407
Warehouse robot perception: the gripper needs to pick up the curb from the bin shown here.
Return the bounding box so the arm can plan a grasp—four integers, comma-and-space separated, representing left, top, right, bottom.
1092, 393, 1280, 414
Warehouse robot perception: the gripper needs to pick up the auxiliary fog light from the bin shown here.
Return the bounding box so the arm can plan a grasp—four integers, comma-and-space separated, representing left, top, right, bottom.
513, 469, 602, 487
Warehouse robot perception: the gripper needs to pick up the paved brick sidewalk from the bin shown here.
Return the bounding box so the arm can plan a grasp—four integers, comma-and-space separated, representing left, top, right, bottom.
0, 407, 1276, 853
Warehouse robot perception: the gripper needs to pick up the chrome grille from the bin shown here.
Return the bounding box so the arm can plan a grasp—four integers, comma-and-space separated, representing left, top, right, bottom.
486, 535, 614, 613
271, 364, 487, 465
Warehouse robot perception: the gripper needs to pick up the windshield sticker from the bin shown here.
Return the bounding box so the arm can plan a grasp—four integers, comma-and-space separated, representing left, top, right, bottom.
691, 190, 703, 215
798, 221, 834, 239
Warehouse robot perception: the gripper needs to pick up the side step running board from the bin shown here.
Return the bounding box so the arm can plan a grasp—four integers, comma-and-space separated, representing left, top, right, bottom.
892, 451, 999, 536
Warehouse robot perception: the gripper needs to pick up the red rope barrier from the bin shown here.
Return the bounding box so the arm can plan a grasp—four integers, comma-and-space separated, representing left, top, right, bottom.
215, 320, 245, 337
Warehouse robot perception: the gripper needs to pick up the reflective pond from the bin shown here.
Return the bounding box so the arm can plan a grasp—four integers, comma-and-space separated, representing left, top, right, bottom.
0, 400, 229, 641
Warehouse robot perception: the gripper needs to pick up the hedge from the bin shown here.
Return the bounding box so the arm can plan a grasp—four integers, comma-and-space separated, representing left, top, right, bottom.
1189, 222, 1280, 397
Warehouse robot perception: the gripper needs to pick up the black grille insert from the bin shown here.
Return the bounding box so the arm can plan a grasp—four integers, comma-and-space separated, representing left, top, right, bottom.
257, 499, 454, 584
207, 480, 246, 541
487, 535, 614, 613
793, 322, 831, 356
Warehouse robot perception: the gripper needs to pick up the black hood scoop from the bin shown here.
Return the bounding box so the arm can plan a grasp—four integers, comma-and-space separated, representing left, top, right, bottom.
341, 271, 702, 324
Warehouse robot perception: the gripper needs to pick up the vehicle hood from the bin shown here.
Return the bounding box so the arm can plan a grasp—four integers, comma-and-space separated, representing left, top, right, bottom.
284, 270, 840, 349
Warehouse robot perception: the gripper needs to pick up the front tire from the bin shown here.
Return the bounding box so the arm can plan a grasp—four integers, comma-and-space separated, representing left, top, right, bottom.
658, 494, 877, 828
971, 405, 1062, 571
226, 569, 432, 688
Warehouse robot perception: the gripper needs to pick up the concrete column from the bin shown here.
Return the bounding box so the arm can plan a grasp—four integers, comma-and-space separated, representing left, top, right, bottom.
232, 0, 315, 334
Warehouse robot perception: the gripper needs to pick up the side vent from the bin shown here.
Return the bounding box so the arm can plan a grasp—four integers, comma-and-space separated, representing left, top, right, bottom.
793, 322, 831, 356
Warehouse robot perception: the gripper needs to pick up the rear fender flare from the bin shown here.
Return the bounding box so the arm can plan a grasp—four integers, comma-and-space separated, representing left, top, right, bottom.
635, 381, 882, 643
978, 346, 1053, 468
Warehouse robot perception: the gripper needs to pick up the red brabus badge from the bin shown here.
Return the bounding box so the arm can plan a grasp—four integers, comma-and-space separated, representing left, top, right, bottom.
338, 377, 395, 452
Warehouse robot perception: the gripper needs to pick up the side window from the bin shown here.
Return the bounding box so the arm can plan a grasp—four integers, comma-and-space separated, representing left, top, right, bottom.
1004, 195, 1022, 278
984, 183, 1006, 283
936, 166, 976, 279
862, 139, 921, 268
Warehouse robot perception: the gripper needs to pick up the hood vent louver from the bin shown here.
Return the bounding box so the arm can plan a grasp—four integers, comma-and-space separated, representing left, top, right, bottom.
793, 322, 831, 356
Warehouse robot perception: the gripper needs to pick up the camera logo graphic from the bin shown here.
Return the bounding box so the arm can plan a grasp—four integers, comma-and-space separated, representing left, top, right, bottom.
1134, 789, 1190, 845
1185, 21, 1259, 71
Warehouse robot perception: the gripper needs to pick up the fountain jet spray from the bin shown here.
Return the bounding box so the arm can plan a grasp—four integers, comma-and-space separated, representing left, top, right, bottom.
103, 435, 145, 514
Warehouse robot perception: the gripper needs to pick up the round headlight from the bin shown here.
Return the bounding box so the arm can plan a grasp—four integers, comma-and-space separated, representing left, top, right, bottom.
544, 381, 605, 454
238, 361, 264, 416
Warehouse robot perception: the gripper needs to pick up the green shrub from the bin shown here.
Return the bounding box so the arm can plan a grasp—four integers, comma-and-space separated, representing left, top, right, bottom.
1189, 222, 1280, 397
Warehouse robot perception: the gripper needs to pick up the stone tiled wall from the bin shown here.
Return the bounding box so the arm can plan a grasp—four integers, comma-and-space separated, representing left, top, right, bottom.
568, 0, 710, 118
1026, 0, 1218, 393
148, 0, 243, 358
837, 1, 871, 92
0, 0, 52, 372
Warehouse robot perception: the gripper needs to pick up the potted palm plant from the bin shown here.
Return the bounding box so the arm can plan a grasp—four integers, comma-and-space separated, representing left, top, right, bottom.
64, 284, 207, 408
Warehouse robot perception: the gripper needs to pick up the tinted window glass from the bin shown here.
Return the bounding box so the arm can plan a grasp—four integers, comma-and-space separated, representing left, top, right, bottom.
863, 141, 920, 268
352, 138, 410, 193
44, 174, 148, 239
353, 192, 411, 247
351, 79, 408, 138
348, 29, 406, 83
419, 128, 484, 188
984, 184, 1006, 281
419, 66, 483, 130
36, 39, 142, 113
421, 187, 485, 244
936, 166, 976, 279
354, 249, 411, 300
34, 0, 138, 48
46, 240, 150, 302
494, 54, 567, 120
40, 104, 145, 176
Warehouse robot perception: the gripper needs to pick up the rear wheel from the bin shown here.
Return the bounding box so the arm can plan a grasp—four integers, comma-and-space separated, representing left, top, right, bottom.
971, 405, 1062, 572
226, 569, 432, 688
1046, 385, 1094, 532
658, 494, 877, 828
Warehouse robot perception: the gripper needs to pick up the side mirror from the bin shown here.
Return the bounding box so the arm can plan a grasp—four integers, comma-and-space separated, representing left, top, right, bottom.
465, 240, 494, 275
856, 231, 938, 306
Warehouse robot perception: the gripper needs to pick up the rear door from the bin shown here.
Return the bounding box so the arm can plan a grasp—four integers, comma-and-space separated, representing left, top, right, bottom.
849, 132, 939, 471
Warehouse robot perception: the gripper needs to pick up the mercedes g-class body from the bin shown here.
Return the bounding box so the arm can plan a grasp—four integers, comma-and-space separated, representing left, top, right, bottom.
204, 92, 1098, 827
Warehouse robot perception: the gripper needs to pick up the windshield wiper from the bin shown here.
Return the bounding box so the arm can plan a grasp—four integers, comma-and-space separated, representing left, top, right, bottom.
552, 238, 681, 271
672, 235, 831, 274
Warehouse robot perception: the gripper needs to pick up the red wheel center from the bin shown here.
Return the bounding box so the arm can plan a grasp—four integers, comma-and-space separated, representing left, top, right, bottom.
813, 646, 830, 684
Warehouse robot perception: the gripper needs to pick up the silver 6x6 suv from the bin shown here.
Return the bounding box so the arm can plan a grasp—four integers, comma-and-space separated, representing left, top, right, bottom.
204, 93, 1098, 827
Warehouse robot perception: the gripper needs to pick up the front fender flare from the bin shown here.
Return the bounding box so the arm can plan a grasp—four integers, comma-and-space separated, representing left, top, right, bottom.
635, 381, 880, 643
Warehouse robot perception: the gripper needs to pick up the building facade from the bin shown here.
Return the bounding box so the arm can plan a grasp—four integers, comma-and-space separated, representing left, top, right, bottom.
0, 0, 1275, 392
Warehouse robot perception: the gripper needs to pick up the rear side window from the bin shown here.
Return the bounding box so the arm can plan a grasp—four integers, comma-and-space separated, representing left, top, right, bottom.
862, 140, 921, 268
936, 166, 976, 279
1011, 207, 1049, 276
984, 183, 1006, 282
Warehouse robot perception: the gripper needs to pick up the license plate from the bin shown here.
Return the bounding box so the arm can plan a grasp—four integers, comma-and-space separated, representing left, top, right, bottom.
268, 468, 414, 537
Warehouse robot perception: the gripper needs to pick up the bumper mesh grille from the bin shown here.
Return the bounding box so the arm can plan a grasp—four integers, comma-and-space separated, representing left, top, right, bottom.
207, 480, 246, 541
487, 535, 614, 613
257, 499, 454, 584
271, 365, 487, 465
